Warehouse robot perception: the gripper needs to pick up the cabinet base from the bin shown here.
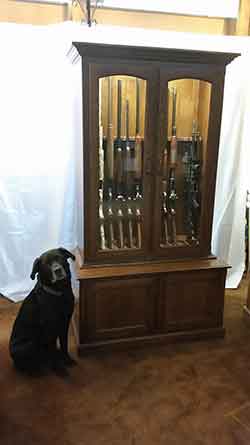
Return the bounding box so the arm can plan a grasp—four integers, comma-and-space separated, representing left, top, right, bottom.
74, 324, 225, 356
74, 257, 228, 356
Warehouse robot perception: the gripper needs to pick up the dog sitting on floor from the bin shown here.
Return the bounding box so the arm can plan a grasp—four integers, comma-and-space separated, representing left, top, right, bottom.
9, 247, 76, 376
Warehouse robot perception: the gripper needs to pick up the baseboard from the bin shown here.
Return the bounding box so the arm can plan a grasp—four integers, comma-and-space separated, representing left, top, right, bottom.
76, 327, 225, 356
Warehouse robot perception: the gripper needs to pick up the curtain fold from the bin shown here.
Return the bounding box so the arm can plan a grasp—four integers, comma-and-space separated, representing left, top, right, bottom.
0, 22, 249, 301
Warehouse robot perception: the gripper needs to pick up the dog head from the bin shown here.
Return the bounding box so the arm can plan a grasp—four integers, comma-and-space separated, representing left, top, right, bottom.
30, 248, 75, 289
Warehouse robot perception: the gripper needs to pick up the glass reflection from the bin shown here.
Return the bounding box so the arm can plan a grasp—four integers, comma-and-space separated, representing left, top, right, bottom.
98, 75, 146, 251
160, 79, 211, 248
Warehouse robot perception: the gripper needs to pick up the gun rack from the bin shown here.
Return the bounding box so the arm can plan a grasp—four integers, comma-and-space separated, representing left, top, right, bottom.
72, 42, 239, 354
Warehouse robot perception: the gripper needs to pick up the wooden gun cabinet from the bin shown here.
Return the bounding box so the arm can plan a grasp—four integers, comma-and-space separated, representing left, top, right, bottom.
71, 42, 238, 354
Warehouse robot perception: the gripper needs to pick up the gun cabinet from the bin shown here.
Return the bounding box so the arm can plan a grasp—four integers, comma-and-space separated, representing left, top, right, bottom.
71, 42, 239, 354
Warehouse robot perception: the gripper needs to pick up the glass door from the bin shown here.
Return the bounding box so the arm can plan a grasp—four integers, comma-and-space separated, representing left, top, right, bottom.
98, 75, 147, 251
86, 63, 157, 263
153, 69, 213, 259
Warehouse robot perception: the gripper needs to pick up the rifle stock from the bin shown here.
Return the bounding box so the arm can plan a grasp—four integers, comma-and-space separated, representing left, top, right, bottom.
106, 187, 115, 249
134, 185, 142, 249
98, 188, 106, 250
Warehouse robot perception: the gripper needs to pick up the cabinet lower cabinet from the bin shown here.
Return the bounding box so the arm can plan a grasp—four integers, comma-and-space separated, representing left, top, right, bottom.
76, 266, 227, 355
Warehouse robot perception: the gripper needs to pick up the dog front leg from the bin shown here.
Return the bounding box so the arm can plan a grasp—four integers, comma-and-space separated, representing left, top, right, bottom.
45, 338, 69, 377
59, 318, 77, 367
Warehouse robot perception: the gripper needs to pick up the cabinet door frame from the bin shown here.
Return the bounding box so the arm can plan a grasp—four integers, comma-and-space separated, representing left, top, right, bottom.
152, 63, 226, 260
159, 269, 226, 333
80, 275, 159, 342
82, 59, 158, 263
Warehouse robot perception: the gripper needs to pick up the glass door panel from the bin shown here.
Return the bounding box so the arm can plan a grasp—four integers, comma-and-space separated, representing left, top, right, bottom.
160, 78, 211, 248
98, 75, 146, 251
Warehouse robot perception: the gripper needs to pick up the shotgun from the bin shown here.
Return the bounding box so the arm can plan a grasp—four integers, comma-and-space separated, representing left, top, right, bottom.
168, 87, 178, 245
134, 78, 143, 182
185, 120, 200, 245
134, 184, 142, 248
124, 99, 133, 198
117, 207, 125, 249
127, 197, 134, 248
106, 186, 115, 249
106, 76, 114, 183
161, 148, 170, 245
98, 78, 104, 185
98, 188, 106, 250
115, 79, 124, 199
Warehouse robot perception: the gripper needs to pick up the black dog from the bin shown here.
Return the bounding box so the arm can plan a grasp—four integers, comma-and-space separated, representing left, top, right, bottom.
9, 248, 76, 376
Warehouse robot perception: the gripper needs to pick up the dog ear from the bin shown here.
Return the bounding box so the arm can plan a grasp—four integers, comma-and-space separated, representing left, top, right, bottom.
58, 248, 75, 261
30, 258, 40, 280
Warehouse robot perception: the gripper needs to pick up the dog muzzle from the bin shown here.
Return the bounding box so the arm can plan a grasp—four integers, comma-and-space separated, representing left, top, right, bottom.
51, 262, 67, 283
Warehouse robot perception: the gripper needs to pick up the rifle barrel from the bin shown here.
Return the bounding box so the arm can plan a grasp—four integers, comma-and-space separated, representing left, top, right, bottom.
136, 78, 140, 135
126, 99, 129, 140
172, 87, 177, 137
170, 87, 177, 166
135, 80, 143, 181
106, 76, 114, 180
117, 80, 122, 140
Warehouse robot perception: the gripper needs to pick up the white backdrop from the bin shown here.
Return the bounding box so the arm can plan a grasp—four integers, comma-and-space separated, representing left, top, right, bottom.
0, 24, 78, 301
0, 22, 249, 301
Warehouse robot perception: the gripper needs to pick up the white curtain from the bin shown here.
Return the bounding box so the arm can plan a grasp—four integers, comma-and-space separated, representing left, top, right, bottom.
0, 23, 249, 301
212, 55, 250, 288
0, 24, 79, 301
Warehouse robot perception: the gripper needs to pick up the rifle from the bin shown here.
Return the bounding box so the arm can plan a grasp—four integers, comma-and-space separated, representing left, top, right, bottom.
161, 147, 170, 246
168, 168, 178, 244
117, 207, 125, 249
124, 99, 133, 198
184, 120, 200, 245
115, 79, 124, 199
134, 78, 142, 183
106, 76, 114, 184
134, 184, 142, 248
162, 190, 169, 246
127, 197, 134, 248
106, 187, 115, 249
168, 87, 178, 245
98, 188, 106, 250
98, 78, 104, 185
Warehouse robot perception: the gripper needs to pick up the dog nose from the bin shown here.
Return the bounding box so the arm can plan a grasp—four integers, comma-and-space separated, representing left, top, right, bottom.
51, 262, 66, 282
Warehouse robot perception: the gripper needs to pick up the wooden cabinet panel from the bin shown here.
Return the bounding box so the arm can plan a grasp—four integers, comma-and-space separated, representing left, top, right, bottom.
76, 265, 227, 353
71, 43, 236, 354
80, 276, 158, 342
161, 269, 226, 332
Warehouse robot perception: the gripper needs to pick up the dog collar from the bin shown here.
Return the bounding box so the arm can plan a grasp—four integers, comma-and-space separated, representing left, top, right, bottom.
41, 284, 63, 296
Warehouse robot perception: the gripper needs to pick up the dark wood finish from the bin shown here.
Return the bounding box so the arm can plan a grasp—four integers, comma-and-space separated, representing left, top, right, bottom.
75, 248, 227, 279
72, 42, 239, 353
84, 63, 158, 263
73, 42, 238, 66
76, 257, 227, 354
77, 328, 225, 355
160, 269, 226, 332
74, 42, 239, 265
79, 276, 158, 344
153, 64, 226, 260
